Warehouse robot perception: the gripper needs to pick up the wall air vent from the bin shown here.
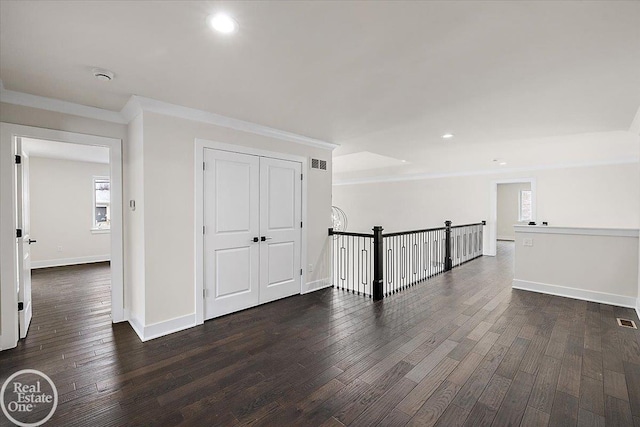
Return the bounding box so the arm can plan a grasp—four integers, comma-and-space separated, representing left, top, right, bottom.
311, 158, 327, 171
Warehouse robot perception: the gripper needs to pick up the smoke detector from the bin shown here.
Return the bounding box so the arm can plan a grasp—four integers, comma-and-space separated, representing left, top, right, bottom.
92, 68, 114, 82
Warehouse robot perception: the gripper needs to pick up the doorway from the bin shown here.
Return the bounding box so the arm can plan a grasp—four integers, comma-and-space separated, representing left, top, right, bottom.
487, 178, 536, 257
496, 182, 532, 242
0, 123, 123, 351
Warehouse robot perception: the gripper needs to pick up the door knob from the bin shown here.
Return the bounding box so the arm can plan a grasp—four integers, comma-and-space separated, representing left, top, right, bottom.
261, 236, 272, 241
252, 237, 259, 243
28, 239, 37, 244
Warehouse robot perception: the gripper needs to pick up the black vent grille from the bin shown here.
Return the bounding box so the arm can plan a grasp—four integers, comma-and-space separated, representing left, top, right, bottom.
311, 158, 327, 171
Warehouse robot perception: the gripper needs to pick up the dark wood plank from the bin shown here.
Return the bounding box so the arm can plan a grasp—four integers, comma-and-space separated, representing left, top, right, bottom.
604, 395, 634, 426
548, 390, 579, 427
579, 375, 605, 416
407, 380, 461, 427
492, 370, 535, 427
1, 243, 638, 427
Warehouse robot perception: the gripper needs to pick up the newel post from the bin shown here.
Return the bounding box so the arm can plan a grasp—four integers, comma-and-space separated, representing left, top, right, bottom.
444, 220, 452, 271
372, 226, 384, 301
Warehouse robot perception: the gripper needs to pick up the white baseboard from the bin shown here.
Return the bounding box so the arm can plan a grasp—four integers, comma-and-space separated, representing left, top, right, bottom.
497, 236, 515, 241
512, 279, 637, 309
0, 332, 18, 351
636, 298, 640, 321
31, 255, 110, 269
126, 311, 196, 342
302, 278, 332, 294
126, 310, 145, 342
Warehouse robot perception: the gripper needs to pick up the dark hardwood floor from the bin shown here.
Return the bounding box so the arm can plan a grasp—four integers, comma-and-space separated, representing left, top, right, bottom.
1, 243, 640, 426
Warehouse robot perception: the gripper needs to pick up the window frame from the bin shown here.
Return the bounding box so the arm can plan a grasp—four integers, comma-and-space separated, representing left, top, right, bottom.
518, 189, 533, 222
92, 176, 111, 232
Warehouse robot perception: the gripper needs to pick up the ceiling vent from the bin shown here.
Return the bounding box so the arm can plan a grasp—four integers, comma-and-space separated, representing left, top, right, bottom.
311, 158, 327, 171
92, 68, 115, 82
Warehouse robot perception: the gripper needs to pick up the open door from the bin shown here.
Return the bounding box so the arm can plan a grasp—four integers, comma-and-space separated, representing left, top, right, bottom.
16, 138, 33, 338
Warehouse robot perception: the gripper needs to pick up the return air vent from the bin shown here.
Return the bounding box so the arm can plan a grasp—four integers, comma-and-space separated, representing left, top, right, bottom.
311, 158, 327, 171
617, 318, 637, 329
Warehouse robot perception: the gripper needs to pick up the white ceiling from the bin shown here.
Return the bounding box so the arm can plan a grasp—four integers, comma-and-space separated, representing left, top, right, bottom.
1, 1, 639, 177
22, 138, 109, 164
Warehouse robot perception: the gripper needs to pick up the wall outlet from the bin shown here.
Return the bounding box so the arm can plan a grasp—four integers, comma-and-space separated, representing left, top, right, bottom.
523, 238, 533, 247
57, 245, 63, 252
308, 263, 314, 273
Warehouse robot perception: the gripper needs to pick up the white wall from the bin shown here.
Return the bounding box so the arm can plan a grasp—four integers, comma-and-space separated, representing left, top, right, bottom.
137, 111, 333, 326
124, 113, 145, 328
513, 227, 639, 307
497, 182, 531, 241
333, 163, 640, 234
29, 157, 110, 267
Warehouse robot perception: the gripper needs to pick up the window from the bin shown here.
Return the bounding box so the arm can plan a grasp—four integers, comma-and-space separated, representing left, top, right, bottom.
519, 190, 532, 222
93, 177, 110, 230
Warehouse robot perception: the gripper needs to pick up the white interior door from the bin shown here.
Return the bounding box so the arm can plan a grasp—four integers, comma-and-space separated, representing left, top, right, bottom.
16, 140, 33, 338
259, 157, 302, 303
203, 149, 260, 320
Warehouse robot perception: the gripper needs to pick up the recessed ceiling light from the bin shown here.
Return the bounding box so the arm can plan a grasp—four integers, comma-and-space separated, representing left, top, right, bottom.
401, 160, 407, 163
499, 162, 507, 166
441, 133, 454, 139
207, 13, 238, 34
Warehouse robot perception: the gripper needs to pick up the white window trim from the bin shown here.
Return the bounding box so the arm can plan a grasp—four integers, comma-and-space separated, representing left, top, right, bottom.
92, 175, 111, 231
518, 189, 533, 222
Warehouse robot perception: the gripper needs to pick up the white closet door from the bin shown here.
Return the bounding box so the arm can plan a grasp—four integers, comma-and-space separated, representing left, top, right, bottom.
203, 149, 260, 319
259, 157, 302, 303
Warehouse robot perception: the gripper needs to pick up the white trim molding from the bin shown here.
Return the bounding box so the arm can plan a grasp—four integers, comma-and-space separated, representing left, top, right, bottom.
636, 298, 640, 322
333, 158, 639, 186
1, 85, 338, 151
514, 225, 639, 238
126, 311, 196, 342
31, 255, 110, 269
124, 96, 338, 151
302, 278, 332, 294
0, 87, 126, 124
513, 279, 638, 309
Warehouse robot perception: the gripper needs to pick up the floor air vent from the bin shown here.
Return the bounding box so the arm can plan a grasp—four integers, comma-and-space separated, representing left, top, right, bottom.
311, 158, 327, 170
616, 318, 637, 329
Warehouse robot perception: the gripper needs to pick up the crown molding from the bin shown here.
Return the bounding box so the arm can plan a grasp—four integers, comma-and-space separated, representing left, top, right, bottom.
0, 82, 338, 151
333, 158, 640, 186
123, 95, 338, 150
0, 85, 127, 124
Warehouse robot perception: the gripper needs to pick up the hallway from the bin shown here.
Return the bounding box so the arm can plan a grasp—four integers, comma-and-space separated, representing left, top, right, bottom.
1, 243, 639, 426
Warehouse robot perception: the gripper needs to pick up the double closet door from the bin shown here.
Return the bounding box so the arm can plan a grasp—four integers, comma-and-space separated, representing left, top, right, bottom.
203, 148, 302, 320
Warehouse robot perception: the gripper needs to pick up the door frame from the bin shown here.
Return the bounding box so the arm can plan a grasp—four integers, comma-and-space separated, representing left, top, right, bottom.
0, 123, 124, 351
194, 138, 308, 325
487, 178, 537, 256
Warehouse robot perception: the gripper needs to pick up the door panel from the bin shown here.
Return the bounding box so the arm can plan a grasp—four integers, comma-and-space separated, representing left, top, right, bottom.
215, 247, 252, 297
16, 141, 32, 338
266, 242, 295, 286
259, 158, 301, 303
203, 149, 259, 319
